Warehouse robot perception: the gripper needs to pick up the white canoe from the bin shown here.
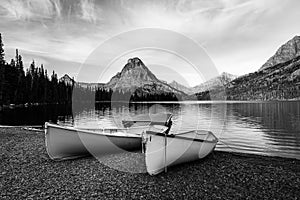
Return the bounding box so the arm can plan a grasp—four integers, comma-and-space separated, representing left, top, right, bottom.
145, 130, 218, 175
45, 123, 168, 161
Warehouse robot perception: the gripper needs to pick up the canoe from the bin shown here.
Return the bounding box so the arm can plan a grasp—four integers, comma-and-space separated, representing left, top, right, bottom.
144, 130, 218, 175
122, 113, 173, 130
45, 122, 168, 161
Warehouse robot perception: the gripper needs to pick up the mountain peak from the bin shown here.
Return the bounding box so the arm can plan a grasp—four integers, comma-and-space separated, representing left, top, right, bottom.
105, 57, 159, 91
122, 57, 145, 72
60, 74, 75, 85
260, 35, 300, 71
128, 57, 143, 65
61, 74, 71, 79
292, 35, 300, 40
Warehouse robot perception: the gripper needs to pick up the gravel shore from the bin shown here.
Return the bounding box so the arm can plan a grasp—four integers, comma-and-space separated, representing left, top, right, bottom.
1, 128, 299, 199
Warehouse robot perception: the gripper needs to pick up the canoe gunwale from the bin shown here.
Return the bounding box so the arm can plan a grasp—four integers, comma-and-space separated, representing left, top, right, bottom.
45, 122, 142, 139
76, 126, 149, 131
146, 131, 218, 144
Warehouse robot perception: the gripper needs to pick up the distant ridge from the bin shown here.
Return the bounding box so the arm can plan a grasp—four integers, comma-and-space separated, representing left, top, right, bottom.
168, 81, 194, 95
193, 72, 237, 93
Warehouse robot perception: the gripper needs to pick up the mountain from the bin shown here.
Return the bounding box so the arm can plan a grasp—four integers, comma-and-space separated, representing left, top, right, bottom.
60, 35, 300, 102
193, 72, 237, 93
260, 36, 300, 71
197, 36, 300, 101
195, 36, 300, 101
105, 57, 186, 96
225, 55, 300, 100
169, 81, 194, 95
59, 74, 75, 85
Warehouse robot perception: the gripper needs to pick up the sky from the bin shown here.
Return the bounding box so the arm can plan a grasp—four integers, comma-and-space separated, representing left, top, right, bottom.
1, 0, 300, 87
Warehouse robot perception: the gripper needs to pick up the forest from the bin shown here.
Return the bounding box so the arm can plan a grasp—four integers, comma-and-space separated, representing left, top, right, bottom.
0, 33, 73, 106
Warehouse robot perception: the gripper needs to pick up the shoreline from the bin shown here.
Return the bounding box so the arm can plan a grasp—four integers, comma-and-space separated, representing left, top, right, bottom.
1, 127, 299, 199
1, 99, 300, 110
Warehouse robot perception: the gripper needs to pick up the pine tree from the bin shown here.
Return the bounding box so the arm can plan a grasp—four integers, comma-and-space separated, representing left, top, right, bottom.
0, 33, 4, 107
17, 55, 24, 71
10, 59, 15, 67
0, 33, 5, 65
15, 49, 19, 67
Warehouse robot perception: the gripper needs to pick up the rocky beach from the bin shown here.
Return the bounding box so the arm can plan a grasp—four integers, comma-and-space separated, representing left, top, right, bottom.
1, 127, 299, 199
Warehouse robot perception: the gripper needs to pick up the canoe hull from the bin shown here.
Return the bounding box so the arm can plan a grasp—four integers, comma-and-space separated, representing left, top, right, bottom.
45, 123, 142, 161
145, 130, 218, 175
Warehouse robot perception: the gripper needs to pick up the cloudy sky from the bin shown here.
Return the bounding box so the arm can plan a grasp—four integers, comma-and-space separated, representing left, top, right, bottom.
1, 0, 300, 86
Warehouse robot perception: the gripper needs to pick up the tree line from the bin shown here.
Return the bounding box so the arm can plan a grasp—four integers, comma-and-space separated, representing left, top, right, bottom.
0, 33, 73, 106
94, 88, 179, 102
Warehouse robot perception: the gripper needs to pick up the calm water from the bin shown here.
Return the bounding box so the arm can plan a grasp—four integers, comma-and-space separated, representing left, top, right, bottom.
1, 101, 299, 159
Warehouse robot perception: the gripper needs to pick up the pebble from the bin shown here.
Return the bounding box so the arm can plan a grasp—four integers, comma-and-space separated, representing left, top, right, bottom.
0, 128, 299, 199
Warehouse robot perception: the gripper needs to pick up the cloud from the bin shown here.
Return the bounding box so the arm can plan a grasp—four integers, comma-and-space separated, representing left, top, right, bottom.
0, 0, 102, 23
0, 0, 32, 20
1, 0, 300, 83
0, 0, 63, 21
80, 0, 98, 23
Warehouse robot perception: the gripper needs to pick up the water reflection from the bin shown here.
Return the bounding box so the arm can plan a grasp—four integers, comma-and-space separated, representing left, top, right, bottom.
0, 104, 73, 126
225, 102, 300, 159
0, 101, 299, 159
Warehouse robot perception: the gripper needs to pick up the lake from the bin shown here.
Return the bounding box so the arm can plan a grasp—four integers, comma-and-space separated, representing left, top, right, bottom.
1, 101, 299, 160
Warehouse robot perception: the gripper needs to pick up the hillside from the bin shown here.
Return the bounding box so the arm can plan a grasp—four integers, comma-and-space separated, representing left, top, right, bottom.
260, 36, 300, 71
225, 56, 300, 100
